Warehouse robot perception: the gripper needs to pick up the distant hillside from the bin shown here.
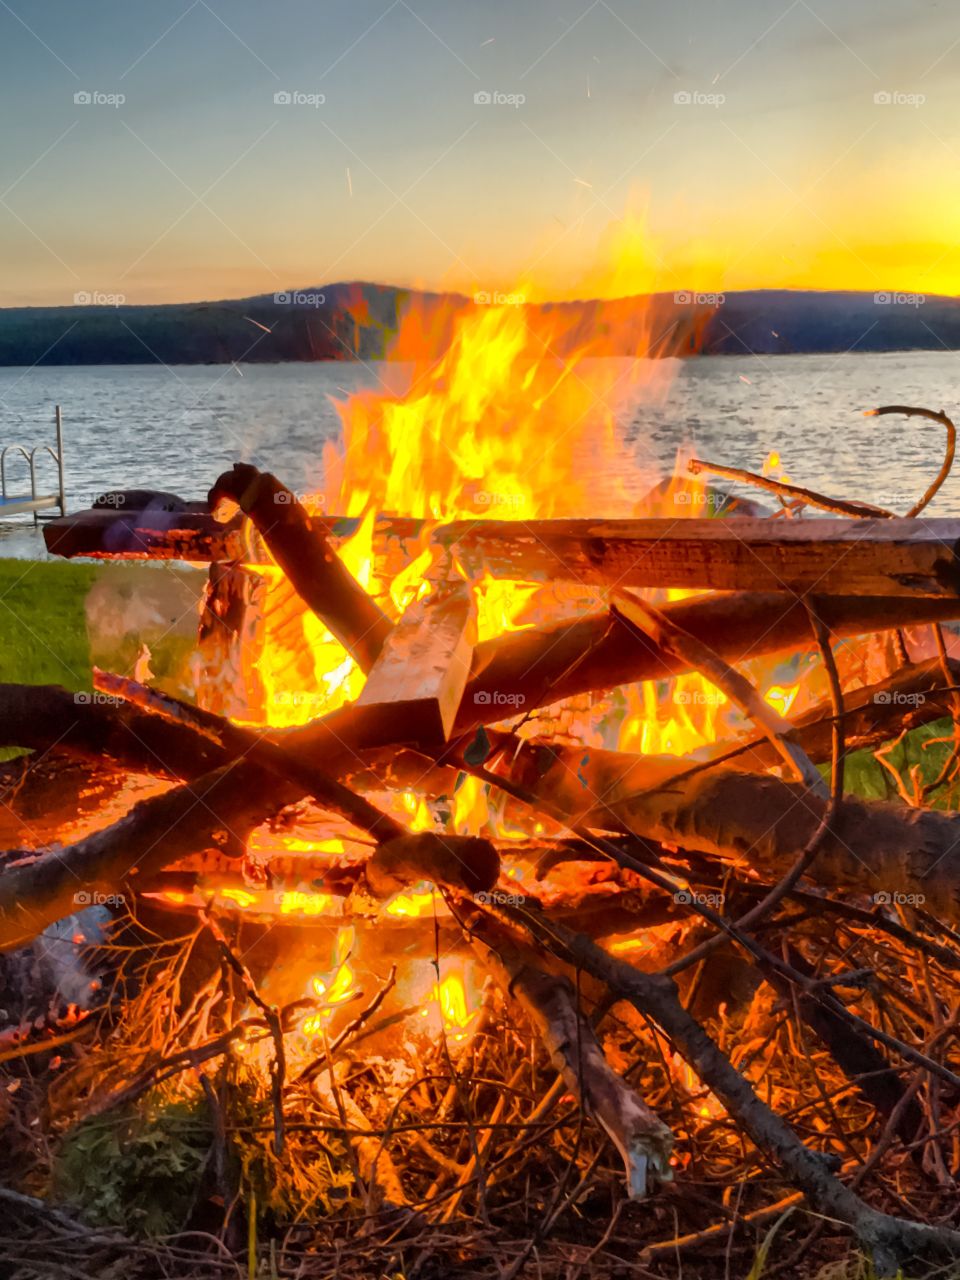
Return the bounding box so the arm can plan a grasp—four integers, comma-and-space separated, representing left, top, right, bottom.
0, 284, 958, 365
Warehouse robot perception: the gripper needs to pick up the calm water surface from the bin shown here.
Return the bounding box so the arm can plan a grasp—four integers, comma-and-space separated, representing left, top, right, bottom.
0, 352, 957, 557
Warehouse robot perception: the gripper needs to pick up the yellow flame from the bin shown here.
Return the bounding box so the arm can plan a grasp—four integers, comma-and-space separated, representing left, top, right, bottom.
420, 966, 481, 1042
400, 790, 435, 833
219, 887, 257, 908
303, 926, 357, 1036
765, 682, 800, 718
762, 449, 791, 486
452, 774, 489, 837
279, 890, 338, 917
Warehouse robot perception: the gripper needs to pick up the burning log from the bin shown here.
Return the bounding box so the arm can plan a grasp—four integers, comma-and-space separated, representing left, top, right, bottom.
9, 647, 950, 808
6, 650, 952, 837
0, 682, 231, 780
41, 498, 247, 560
498, 738, 960, 923
438, 516, 960, 598
468, 909, 673, 1198
11, 588, 960, 783
208, 463, 392, 671
0, 762, 272, 951
196, 562, 269, 721
448, 591, 960, 737
45, 498, 960, 600
364, 833, 499, 899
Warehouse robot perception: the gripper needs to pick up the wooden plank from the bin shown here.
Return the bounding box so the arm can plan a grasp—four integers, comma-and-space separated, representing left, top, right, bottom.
42, 506, 249, 561
44, 497, 960, 599
353, 569, 477, 749
435, 517, 960, 598
42, 504, 423, 563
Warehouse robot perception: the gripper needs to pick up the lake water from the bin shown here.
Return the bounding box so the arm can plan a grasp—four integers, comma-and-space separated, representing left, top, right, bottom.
0, 351, 957, 558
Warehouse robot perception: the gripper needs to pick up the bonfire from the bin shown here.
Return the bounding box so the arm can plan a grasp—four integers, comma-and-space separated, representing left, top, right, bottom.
3, 299, 960, 1279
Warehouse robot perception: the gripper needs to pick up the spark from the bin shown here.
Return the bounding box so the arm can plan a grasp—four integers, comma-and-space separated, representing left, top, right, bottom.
244, 315, 272, 334
573, 177, 593, 188
738, 374, 752, 384
346, 166, 353, 197
480, 36, 495, 46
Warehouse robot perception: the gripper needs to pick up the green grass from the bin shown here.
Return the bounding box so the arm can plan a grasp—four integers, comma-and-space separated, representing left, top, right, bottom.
0, 559, 101, 689
841, 717, 957, 805
0, 558, 205, 692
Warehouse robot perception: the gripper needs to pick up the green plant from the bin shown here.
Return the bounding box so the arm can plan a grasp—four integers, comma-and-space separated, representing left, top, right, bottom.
53, 1099, 212, 1237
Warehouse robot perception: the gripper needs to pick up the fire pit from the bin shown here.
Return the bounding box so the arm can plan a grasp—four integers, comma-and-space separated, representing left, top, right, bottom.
4, 313, 960, 1278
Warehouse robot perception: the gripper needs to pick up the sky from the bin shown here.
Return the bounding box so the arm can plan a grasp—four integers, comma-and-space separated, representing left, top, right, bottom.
3, 0, 960, 304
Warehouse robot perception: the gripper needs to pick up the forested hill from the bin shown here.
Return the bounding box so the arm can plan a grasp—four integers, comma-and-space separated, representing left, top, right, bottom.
1, 283, 958, 365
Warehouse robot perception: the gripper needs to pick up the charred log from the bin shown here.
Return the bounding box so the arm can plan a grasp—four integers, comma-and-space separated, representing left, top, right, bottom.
208, 463, 392, 672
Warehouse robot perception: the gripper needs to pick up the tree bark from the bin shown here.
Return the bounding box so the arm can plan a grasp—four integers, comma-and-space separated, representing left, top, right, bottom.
499, 739, 960, 924
436, 515, 960, 598
208, 463, 392, 672
0, 761, 273, 951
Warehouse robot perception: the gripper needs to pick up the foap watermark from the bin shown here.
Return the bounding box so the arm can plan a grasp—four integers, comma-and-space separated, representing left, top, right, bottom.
74, 692, 124, 707
474, 90, 526, 108
474, 690, 526, 708
874, 492, 915, 507
475, 490, 524, 509
874, 690, 926, 706
874, 890, 925, 906
90, 491, 127, 508
873, 90, 925, 108
874, 292, 925, 307
674, 291, 725, 306
274, 90, 326, 108
474, 290, 526, 306
271, 690, 328, 713
675, 687, 725, 706
74, 90, 125, 108
274, 490, 324, 507
674, 889, 725, 907
475, 890, 525, 907
673, 89, 725, 108
74, 890, 126, 908
274, 290, 325, 307
674, 490, 730, 508
74, 290, 125, 307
